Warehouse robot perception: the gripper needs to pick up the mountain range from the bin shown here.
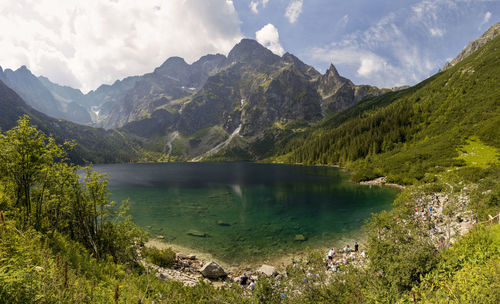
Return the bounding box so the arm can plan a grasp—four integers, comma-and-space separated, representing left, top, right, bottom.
0, 22, 499, 165
0, 38, 385, 161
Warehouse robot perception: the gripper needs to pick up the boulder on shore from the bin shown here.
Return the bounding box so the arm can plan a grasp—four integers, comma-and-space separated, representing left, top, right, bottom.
257, 264, 277, 276
200, 261, 226, 279
176, 253, 187, 260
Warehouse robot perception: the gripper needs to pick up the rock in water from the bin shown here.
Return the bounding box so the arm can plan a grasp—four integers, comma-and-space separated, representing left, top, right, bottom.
187, 230, 207, 237
200, 261, 226, 279
216, 220, 230, 226
257, 264, 277, 276
294, 234, 307, 241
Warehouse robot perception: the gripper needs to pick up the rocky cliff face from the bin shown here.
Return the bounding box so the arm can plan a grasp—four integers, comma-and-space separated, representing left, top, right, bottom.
442, 22, 500, 70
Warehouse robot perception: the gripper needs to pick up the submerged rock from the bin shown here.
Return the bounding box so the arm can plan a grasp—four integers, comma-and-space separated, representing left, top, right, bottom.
294, 234, 307, 241
216, 220, 231, 226
156, 235, 165, 239
257, 264, 277, 276
200, 261, 226, 279
187, 230, 207, 237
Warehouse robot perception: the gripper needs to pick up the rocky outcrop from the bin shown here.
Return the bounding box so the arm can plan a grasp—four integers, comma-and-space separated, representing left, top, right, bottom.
442, 22, 500, 70
317, 64, 382, 113
199, 261, 227, 279
257, 264, 277, 276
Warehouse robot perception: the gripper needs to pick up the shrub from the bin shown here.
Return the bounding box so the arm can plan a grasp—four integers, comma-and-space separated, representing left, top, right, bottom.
142, 247, 176, 268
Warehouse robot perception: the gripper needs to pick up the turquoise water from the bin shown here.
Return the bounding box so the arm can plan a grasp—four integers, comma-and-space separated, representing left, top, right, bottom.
93, 162, 398, 264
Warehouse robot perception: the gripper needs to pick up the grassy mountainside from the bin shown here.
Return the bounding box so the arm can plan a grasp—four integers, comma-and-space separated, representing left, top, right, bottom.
269, 34, 500, 185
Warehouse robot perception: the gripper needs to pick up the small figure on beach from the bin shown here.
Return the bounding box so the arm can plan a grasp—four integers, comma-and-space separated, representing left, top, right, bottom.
327, 248, 334, 260
354, 242, 359, 252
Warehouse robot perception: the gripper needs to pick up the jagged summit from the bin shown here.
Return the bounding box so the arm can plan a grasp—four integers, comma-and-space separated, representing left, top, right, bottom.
325, 64, 341, 79
227, 38, 281, 65
442, 22, 500, 70
16, 65, 30, 73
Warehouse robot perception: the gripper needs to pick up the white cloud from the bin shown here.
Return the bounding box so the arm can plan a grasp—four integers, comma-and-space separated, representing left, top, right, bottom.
285, 0, 303, 24
341, 14, 349, 26
479, 11, 492, 28
255, 23, 285, 55
429, 28, 445, 37
249, 0, 269, 14
307, 8, 439, 88
484, 11, 492, 23
250, 1, 259, 14
0, 0, 243, 92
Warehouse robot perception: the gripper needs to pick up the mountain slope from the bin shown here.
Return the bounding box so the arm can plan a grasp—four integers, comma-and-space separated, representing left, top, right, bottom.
271, 32, 500, 184
0, 79, 144, 164
0, 66, 91, 124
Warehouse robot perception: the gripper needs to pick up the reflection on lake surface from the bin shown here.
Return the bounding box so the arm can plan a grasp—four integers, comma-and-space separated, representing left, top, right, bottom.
93, 162, 399, 264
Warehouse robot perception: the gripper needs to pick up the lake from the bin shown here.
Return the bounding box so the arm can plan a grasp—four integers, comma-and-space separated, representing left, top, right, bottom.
93, 162, 399, 265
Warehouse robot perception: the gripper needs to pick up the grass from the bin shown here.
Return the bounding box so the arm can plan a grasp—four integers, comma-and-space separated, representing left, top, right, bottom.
458, 136, 500, 168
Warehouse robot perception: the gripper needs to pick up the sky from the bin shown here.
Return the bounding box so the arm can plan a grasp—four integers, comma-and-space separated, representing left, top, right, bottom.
0, 0, 498, 92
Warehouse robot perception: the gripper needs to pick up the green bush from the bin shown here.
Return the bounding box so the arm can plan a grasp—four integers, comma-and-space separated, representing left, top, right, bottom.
142, 247, 176, 268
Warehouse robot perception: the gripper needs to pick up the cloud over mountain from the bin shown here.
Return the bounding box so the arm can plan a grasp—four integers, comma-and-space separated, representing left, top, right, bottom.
0, 0, 243, 92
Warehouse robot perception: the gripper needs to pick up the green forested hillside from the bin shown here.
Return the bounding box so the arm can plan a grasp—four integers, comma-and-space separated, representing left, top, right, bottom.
270, 34, 500, 185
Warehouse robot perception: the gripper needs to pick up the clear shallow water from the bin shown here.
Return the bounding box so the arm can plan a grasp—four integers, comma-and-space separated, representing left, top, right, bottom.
93, 162, 398, 264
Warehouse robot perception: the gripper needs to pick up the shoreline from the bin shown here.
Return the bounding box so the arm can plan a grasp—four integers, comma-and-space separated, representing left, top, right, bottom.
358, 176, 406, 190
146, 232, 367, 275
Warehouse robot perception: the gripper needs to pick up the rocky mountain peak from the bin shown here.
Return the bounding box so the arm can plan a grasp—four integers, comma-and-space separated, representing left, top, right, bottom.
442, 22, 500, 70
16, 65, 32, 75
154, 56, 189, 75
325, 64, 341, 79
227, 38, 281, 65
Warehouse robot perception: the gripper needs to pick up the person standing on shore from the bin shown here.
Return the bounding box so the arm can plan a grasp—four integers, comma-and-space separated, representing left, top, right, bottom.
354, 242, 359, 252
328, 248, 334, 260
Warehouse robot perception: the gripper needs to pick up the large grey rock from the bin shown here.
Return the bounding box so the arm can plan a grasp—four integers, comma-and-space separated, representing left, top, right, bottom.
257, 264, 277, 276
200, 261, 226, 279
